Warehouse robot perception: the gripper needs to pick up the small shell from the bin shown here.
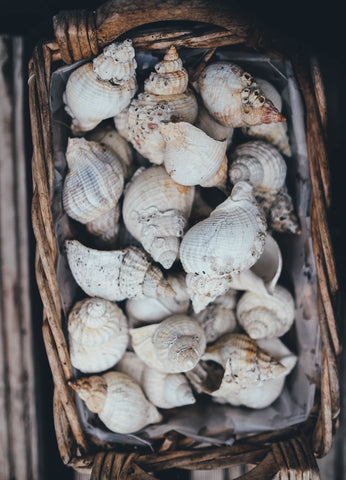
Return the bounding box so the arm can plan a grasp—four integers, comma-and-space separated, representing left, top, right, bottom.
63, 138, 124, 225
122, 166, 194, 268
85, 204, 120, 246
130, 315, 206, 373
69, 372, 162, 433
229, 140, 287, 192
197, 62, 285, 128
63, 40, 137, 132
160, 122, 228, 187
65, 240, 174, 302
236, 285, 295, 339
125, 272, 190, 324
255, 187, 300, 234
195, 102, 234, 145
68, 297, 128, 373
180, 181, 267, 312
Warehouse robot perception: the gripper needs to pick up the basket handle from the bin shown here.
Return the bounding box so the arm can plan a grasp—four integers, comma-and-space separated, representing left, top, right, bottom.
53, 0, 256, 64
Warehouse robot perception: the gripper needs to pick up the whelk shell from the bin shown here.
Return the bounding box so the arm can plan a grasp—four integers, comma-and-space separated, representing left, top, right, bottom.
68, 297, 128, 373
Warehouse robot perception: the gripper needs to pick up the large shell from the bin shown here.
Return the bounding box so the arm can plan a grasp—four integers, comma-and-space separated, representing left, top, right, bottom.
69, 372, 162, 433
180, 181, 267, 312
68, 297, 128, 373
160, 122, 228, 187
122, 166, 195, 268
236, 285, 295, 339
63, 40, 137, 133
195, 102, 234, 145
255, 187, 300, 234
130, 315, 206, 373
242, 78, 291, 157
65, 240, 174, 302
62, 138, 124, 225
125, 273, 190, 324
196, 62, 285, 128
229, 140, 287, 192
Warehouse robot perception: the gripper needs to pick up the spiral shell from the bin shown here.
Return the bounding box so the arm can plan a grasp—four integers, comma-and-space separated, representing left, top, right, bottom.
229, 140, 287, 192
130, 315, 206, 373
63, 40, 137, 132
160, 122, 228, 187
197, 62, 285, 128
123, 166, 194, 268
255, 187, 300, 234
65, 240, 175, 302
180, 181, 267, 312
68, 297, 128, 373
69, 372, 162, 433
62, 138, 124, 225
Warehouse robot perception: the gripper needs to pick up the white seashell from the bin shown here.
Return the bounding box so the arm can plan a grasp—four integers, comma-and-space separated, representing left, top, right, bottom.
180, 181, 267, 313
115, 351, 146, 385
160, 122, 227, 187
236, 285, 295, 339
69, 372, 162, 433
125, 272, 190, 324
122, 166, 194, 268
195, 102, 234, 145
68, 297, 128, 373
85, 204, 120, 246
196, 62, 285, 128
62, 138, 124, 225
113, 106, 131, 141
140, 89, 198, 125
130, 315, 206, 373
63, 40, 137, 133
255, 187, 300, 234
229, 140, 287, 192
65, 240, 175, 302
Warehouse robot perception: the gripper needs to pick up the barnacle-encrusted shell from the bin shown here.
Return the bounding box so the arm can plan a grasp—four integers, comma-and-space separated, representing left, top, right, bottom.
122, 166, 194, 268
242, 78, 291, 156
130, 315, 206, 373
63, 138, 124, 225
197, 62, 285, 128
65, 240, 174, 301
195, 102, 234, 145
236, 285, 295, 339
69, 372, 162, 433
68, 297, 128, 373
85, 204, 120, 246
125, 273, 190, 324
160, 122, 228, 187
255, 187, 300, 234
229, 140, 287, 192
63, 40, 137, 132
180, 181, 267, 312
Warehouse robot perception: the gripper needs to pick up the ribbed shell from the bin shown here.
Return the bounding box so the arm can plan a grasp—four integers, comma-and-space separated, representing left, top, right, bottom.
180, 181, 267, 312
130, 315, 206, 373
197, 62, 285, 128
123, 166, 194, 268
65, 240, 174, 302
63, 40, 137, 132
85, 204, 120, 245
62, 138, 124, 225
161, 122, 228, 187
236, 285, 295, 339
195, 102, 234, 145
229, 140, 287, 192
68, 297, 128, 373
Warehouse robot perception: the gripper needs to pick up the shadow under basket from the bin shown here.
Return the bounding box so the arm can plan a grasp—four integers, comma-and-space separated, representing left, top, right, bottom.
29, 0, 341, 478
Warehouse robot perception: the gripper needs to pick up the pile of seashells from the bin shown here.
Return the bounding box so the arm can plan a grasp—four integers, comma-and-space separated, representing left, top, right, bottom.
61, 39, 301, 436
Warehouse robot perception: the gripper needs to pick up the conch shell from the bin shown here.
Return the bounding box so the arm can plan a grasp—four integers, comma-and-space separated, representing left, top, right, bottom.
160, 122, 228, 187
196, 62, 285, 128
130, 315, 206, 373
236, 285, 295, 339
122, 166, 194, 268
63, 39, 137, 132
62, 138, 124, 225
65, 240, 174, 302
68, 297, 128, 373
180, 181, 267, 312
69, 372, 162, 433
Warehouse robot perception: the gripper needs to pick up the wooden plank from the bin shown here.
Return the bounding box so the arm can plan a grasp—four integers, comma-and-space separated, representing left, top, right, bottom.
0, 35, 39, 480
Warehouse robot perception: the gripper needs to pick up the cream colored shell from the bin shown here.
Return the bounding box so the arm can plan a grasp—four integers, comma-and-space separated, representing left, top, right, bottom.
68, 297, 128, 373
130, 315, 206, 373
195, 102, 234, 145
115, 351, 146, 385
63, 40, 137, 133
65, 240, 174, 302
62, 138, 124, 225
85, 204, 120, 246
122, 166, 194, 268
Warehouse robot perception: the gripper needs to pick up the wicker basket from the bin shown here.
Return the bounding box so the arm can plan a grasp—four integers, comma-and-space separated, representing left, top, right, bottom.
29, 0, 340, 478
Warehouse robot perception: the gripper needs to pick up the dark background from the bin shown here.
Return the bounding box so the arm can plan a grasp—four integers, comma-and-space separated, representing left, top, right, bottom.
1, 1, 345, 478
